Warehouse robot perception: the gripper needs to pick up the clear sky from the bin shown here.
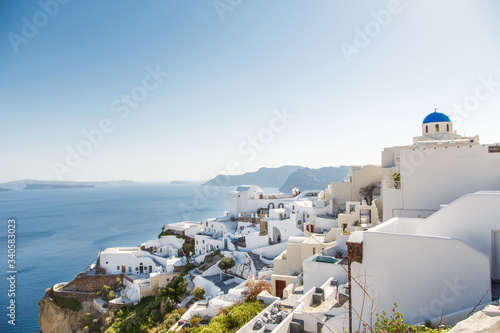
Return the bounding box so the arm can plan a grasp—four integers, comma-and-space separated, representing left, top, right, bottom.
1, 0, 500, 182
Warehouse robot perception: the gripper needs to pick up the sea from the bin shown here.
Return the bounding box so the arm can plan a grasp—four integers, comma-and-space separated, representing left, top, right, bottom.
0, 182, 278, 332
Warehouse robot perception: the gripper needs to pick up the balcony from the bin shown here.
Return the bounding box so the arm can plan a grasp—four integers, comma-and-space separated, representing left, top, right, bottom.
385, 180, 401, 189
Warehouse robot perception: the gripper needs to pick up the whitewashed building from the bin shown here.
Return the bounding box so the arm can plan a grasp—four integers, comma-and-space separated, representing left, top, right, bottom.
381, 110, 500, 220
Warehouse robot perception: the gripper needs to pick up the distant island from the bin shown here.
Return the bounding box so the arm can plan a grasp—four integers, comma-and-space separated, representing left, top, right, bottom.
0, 179, 136, 190
203, 165, 303, 188
170, 181, 189, 185
25, 184, 95, 190
279, 166, 350, 192
0, 188, 13, 192
203, 165, 350, 192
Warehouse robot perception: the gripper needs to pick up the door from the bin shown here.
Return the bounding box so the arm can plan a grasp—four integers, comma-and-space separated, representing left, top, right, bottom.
493, 231, 500, 280
121, 265, 126, 273
276, 280, 286, 298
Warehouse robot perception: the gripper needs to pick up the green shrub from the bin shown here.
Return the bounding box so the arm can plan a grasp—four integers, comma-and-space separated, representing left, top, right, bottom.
359, 304, 451, 333
96, 284, 116, 302
163, 311, 181, 329
188, 301, 264, 333
226, 301, 263, 328
190, 317, 201, 327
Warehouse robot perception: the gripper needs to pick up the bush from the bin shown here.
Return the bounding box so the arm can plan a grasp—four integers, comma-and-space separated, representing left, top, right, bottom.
226, 301, 263, 328
52, 295, 82, 312
187, 301, 264, 333
360, 304, 452, 333
190, 317, 201, 327
193, 287, 205, 300
96, 284, 116, 303
163, 311, 181, 329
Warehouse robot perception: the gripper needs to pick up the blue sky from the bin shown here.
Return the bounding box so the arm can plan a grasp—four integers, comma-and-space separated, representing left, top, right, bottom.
1, 0, 500, 182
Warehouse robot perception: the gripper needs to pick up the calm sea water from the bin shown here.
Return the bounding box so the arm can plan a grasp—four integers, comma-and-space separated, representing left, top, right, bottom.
0, 182, 277, 332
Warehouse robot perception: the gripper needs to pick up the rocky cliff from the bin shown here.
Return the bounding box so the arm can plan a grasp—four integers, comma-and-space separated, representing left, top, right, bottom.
38, 286, 109, 333
39, 293, 90, 333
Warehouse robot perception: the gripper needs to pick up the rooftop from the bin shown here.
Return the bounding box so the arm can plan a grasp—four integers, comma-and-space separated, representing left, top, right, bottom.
423, 111, 451, 124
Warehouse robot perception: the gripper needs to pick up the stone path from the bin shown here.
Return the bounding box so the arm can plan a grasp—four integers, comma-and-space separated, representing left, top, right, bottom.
248, 253, 269, 272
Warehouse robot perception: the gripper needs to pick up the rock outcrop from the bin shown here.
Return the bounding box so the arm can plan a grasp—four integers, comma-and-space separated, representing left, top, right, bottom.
448, 303, 500, 333
38, 293, 92, 333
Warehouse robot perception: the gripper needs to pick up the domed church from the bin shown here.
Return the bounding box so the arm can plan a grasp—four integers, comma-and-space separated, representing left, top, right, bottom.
412, 109, 478, 144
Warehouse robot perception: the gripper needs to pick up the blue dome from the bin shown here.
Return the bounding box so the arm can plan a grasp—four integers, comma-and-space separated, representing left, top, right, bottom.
423, 111, 451, 124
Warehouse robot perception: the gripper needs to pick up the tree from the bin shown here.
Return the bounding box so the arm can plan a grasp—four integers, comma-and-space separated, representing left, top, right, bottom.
95, 285, 115, 303
245, 278, 272, 302
193, 286, 205, 300
359, 183, 378, 205
218, 257, 235, 280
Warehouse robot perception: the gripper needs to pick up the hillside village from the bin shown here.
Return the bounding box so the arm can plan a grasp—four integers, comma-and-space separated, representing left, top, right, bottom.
42, 110, 500, 332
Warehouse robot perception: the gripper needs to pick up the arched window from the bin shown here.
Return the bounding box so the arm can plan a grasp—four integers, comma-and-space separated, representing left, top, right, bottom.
435, 124, 439, 132
447, 124, 450, 132
425, 125, 428, 133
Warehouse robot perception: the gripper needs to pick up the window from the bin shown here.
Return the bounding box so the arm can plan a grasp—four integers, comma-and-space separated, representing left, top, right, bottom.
106, 262, 108, 264
135, 267, 138, 271
435, 124, 439, 132
203, 240, 205, 243
447, 124, 450, 132
117, 266, 120, 270
128, 267, 132, 272
196, 241, 198, 244
425, 125, 428, 133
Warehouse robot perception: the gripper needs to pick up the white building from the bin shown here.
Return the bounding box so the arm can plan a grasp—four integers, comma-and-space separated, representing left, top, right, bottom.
381, 110, 500, 220
226, 185, 321, 218
166, 221, 202, 238
98, 247, 179, 275
142, 235, 184, 256
195, 186, 324, 255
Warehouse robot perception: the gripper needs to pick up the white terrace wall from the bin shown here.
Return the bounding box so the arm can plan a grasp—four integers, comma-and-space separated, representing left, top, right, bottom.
351, 232, 491, 325
417, 192, 500, 258
302, 256, 347, 293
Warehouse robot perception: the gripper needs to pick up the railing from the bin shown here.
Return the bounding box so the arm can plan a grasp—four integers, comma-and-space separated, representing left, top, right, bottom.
385, 180, 401, 189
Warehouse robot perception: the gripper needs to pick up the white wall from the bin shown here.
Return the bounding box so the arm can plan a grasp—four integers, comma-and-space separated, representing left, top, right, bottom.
252, 242, 287, 259
351, 231, 491, 325
244, 232, 269, 251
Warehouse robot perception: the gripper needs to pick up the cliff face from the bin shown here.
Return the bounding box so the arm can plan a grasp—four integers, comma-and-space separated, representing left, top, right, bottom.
38, 294, 92, 333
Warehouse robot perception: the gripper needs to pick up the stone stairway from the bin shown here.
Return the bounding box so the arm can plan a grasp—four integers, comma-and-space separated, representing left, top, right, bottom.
248, 253, 270, 272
